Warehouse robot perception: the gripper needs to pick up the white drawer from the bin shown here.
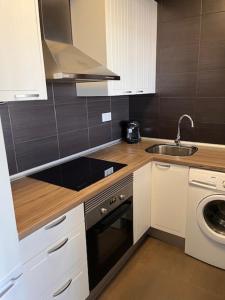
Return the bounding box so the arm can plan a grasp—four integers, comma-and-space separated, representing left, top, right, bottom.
45, 265, 89, 300
23, 224, 87, 300
20, 204, 84, 263
0, 275, 25, 300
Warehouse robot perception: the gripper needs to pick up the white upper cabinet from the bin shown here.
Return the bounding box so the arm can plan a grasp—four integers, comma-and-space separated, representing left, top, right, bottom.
71, 0, 157, 96
0, 0, 47, 101
134, 0, 157, 94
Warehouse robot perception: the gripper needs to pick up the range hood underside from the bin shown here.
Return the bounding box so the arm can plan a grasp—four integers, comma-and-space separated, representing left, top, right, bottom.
43, 40, 120, 82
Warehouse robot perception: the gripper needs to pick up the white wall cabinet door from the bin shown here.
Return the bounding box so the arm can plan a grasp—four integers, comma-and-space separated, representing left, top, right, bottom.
151, 162, 189, 238
134, 0, 157, 94
108, 0, 157, 95
0, 0, 47, 101
106, 0, 133, 96
72, 0, 157, 97
133, 163, 151, 244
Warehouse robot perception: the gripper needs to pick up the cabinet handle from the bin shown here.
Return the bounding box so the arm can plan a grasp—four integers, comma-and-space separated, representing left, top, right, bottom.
105, 76, 116, 79
53, 279, 72, 297
0, 273, 23, 298
125, 91, 132, 94
0, 282, 14, 298
11, 273, 23, 281
45, 215, 66, 230
190, 180, 216, 189
155, 163, 171, 169
48, 238, 69, 254
137, 90, 144, 93
14, 94, 40, 99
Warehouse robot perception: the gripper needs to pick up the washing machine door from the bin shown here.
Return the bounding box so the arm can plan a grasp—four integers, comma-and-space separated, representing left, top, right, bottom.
197, 194, 225, 244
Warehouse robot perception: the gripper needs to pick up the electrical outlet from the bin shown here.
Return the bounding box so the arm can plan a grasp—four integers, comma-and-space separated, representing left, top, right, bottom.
104, 167, 114, 177
102, 112, 112, 122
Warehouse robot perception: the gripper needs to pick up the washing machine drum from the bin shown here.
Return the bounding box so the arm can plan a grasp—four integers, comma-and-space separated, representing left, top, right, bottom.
197, 195, 225, 244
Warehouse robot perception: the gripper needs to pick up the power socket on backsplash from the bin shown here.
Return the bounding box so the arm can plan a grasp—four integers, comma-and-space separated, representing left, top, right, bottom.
102, 112, 112, 122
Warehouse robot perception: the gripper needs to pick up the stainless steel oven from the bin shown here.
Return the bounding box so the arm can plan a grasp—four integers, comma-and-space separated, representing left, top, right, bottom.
85, 175, 133, 290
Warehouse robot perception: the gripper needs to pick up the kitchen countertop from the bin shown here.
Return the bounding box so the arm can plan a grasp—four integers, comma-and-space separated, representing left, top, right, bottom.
12, 140, 225, 240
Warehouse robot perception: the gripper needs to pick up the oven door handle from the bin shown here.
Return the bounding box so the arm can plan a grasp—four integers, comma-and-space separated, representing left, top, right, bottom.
94, 201, 132, 233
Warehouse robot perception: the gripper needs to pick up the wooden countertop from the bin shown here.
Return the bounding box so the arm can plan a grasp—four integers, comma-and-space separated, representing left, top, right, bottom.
12, 140, 225, 239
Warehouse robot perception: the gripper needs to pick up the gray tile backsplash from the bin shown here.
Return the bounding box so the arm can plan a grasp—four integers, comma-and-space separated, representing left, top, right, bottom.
6, 147, 18, 175
58, 128, 89, 158
111, 96, 129, 140
55, 99, 88, 134
9, 103, 57, 143
0, 83, 129, 175
89, 123, 112, 148
130, 0, 225, 146
111, 96, 129, 121
15, 136, 59, 172
87, 97, 111, 127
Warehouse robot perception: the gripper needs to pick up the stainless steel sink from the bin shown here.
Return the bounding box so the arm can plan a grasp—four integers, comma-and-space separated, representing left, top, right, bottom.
145, 144, 198, 157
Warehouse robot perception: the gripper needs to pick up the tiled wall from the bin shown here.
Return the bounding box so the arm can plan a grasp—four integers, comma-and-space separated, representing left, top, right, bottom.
2, 0, 225, 176
0, 83, 129, 175
130, 0, 225, 145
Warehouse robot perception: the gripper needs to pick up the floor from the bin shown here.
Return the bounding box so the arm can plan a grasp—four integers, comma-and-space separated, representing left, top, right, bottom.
99, 238, 225, 300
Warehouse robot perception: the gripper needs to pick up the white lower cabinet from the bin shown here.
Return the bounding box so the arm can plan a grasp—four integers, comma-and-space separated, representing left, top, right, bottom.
45, 266, 89, 300
0, 275, 25, 300
151, 162, 189, 237
21, 204, 89, 300
20, 204, 84, 264
133, 163, 151, 243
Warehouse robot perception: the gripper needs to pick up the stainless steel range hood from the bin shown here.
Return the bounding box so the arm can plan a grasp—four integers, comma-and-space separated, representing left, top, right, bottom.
39, 0, 120, 82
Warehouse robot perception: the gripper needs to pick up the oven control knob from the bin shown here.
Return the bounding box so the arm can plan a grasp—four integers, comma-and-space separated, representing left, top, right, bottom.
119, 194, 125, 201
100, 208, 108, 214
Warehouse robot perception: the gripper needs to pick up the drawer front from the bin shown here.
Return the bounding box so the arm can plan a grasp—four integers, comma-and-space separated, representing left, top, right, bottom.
23, 224, 87, 300
0, 276, 25, 300
45, 266, 89, 300
20, 204, 84, 263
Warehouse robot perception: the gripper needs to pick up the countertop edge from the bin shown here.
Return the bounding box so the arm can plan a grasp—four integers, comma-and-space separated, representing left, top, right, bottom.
13, 140, 225, 240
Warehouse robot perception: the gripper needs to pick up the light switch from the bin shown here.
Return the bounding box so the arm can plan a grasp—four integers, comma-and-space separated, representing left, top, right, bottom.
102, 112, 112, 122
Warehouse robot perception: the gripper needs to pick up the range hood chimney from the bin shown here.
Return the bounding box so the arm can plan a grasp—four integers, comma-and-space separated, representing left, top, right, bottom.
39, 0, 120, 82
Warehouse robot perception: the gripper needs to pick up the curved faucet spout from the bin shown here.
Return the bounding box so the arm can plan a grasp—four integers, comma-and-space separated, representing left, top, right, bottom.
175, 114, 194, 146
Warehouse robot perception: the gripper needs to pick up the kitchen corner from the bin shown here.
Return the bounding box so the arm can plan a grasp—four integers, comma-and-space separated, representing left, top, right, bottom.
11, 136, 225, 299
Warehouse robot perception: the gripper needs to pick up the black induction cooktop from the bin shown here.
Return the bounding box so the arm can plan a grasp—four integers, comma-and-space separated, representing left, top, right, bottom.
30, 157, 127, 191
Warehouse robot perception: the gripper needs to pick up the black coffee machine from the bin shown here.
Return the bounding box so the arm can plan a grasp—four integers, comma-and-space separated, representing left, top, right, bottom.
123, 121, 141, 144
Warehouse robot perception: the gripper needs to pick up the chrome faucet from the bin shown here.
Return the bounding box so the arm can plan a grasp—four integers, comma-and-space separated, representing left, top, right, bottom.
175, 114, 194, 146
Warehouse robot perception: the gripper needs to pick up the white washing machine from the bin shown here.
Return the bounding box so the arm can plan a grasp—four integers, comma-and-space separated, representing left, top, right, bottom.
185, 168, 225, 269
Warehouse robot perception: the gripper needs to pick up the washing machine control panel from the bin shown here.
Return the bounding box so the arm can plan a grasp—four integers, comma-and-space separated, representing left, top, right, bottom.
189, 168, 225, 192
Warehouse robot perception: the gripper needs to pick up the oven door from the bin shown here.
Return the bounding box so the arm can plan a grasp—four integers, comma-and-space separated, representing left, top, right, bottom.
86, 198, 133, 290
